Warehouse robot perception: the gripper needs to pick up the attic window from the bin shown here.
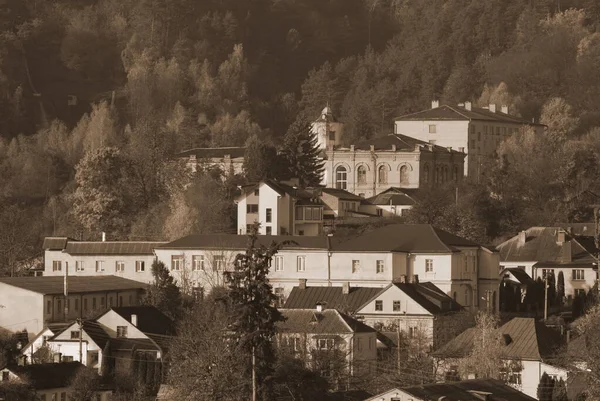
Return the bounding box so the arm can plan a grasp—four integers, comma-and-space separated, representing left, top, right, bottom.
503, 334, 512, 345
310, 312, 322, 324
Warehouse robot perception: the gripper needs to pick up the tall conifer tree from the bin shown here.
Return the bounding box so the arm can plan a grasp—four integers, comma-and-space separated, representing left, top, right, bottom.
282, 120, 325, 187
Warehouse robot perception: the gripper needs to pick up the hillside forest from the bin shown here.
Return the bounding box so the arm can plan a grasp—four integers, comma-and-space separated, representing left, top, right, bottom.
2, 0, 600, 274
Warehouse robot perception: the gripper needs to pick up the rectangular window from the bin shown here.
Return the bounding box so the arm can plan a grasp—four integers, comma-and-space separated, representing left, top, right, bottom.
70, 331, 80, 339
266, 226, 272, 235
47, 300, 51, 314
213, 255, 225, 271
2, 371, 8, 381
115, 261, 125, 272
246, 204, 258, 214
357, 338, 362, 351
295, 206, 304, 220
171, 256, 183, 271
116, 326, 128, 338
305, 207, 313, 220
92, 297, 97, 310
496, 127, 501, 135
573, 269, 585, 280
254, 188, 259, 196
57, 299, 62, 313
83, 298, 88, 311
274, 287, 285, 307
317, 338, 335, 350
274, 256, 284, 272
297, 256, 306, 272
52, 261, 62, 272
192, 255, 204, 271
61, 392, 66, 401
352, 260, 360, 273
375, 300, 383, 311
478, 132, 481, 141
74, 298, 79, 311
100, 297, 105, 307
575, 288, 586, 297
135, 261, 145, 272
376, 260, 384, 274
75, 261, 84, 272
409, 326, 417, 338
95, 261, 104, 272
393, 300, 401, 312
425, 259, 434, 273
246, 224, 253, 233
266, 208, 272, 223
428, 124, 436, 134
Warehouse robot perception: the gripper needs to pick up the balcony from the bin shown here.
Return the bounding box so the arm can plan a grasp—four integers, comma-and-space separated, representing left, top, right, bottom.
295, 205, 323, 222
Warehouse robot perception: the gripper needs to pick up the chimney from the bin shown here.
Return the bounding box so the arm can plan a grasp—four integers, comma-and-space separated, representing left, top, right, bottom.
101, 232, 106, 242
413, 274, 419, 283
447, 147, 452, 152
518, 231, 526, 246
316, 302, 323, 312
465, 101, 472, 111
458, 147, 464, 153
501, 105, 509, 114
299, 279, 307, 289
342, 282, 350, 295
427, 144, 433, 151
557, 229, 566, 244
431, 100, 439, 109
350, 145, 355, 152
370, 145, 375, 152
400, 274, 407, 283
131, 314, 138, 327
391, 144, 396, 152
489, 104, 497, 113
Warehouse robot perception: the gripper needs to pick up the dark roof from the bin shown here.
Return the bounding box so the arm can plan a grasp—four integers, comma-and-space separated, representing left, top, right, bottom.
283, 286, 383, 313
555, 222, 595, 237
8, 362, 85, 389
497, 227, 596, 265
175, 147, 245, 159
82, 321, 110, 349
327, 390, 373, 400
42, 237, 70, 250
389, 379, 537, 401
395, 104, 545, 126
319, 188, 365, 201
278, 309, 376, 334
111, 306, 175, 335
109, 337, 160, 351
433, 317, 563, 361
367, 187, 420, 206
340, 133, 464, 154
334, 224, 480, 253
158, 234, 330, 250
392, 282, 463, 314
0, 276, 147, 295
502, 268, 535, 286
64, 241, 166, 255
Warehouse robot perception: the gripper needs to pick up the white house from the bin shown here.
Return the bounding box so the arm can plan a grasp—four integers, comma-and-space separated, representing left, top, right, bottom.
394, 101, 546, 179
42, 237, 166, 284
432, 317, 568, 399
362, 187, 420, 217
175, 146, 245, 176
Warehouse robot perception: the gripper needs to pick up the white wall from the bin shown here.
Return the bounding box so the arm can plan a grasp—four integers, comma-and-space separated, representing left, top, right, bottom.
0, 285, 44, 334
96, 310, 147, 338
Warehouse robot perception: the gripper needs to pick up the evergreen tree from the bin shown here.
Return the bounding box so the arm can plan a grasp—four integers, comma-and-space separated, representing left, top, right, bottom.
143, 260, 183, 321
282, 120, 325, 187
224, 225, 286, 400
537, 372, 555, 401
557, 271, 565, 306
547, 272, 557, 307
243, 135, 280, 182
552, 378, 568, 401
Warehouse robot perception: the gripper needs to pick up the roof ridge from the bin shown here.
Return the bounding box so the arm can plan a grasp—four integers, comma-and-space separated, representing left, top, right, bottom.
427, 226, 454, 253
444, 105, 473, 120
334, 309, 355, 333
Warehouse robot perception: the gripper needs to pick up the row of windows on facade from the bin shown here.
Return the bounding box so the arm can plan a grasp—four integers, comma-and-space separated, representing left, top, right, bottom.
334, 164, 459, 189
283, 336, 374, 352
170, 255, 225, 271
247, 205, 323, 221
426, 123, 519, 136
541, 268, 587, 281
46, 294, 132, 315
52, 260, 146, 273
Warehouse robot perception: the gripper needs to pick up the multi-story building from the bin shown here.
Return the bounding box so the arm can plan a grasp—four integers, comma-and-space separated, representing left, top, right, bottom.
394, 101, 545, 179
42, 237, 166, 284
175, 146, 245, 176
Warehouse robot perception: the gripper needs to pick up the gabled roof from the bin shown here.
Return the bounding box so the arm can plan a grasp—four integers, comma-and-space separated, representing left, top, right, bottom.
42, 237, 71, 250
278, 309, 376, 334
496, 227, 596, 265
6, 362, 85, 390
108, 337, 160, 352
501, 268, 535, 286
157, 234, 330, 250
318, 188, 364, 201
395, 104, 545, 126
283, 286, 383, 313
432, 317, 563, 361
82, 321, 111, 349
110, 306, 175, 335
64, 241, 166, 255
0, 276, 147, 295
334, 224, 480, 253
391, 282, 463, 315
337, 133, 465, 154
175, 147, 245, 159
367, 187, 421, 206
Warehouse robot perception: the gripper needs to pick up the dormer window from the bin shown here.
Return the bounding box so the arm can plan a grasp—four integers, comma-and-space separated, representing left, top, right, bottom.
116, 326, 128, 338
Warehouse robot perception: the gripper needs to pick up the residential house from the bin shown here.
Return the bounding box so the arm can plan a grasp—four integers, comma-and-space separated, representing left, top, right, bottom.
432, 317, 567, 399
324, 133, 465, 197
365, 379, 537, 401
0, 362, 111, 401
283, 281, 463, 349
394, 101, 545, 179
43, 306, 173, 375
0, 276, 146, 334
496, 227, 598, 299
236, 179, 325, 236
499, 268, 535, 312
362, 187, 420, 217
175, 146, 245, 176
276, 307, 377, 382
43, 236, 166, 284
21, 323, 70, 364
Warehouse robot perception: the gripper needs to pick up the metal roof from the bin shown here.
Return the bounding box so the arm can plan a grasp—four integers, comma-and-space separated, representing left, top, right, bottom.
395, 104, 545, 126
158, 234, 330, 250
0, 276, 148, 295
64, 241, 166, 255
42, 237, 70, 250
283, 286, 383, 313
336, 133, 465, 154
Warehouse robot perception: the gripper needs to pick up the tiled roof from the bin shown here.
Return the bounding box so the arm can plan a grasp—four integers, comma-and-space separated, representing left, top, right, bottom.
175, 147, 245, 159
283, 286, 383, 313
8, 362, 85, 390
395, 104, 545, 126
339, 133, 465, 154
42, 237, 70, 250
433, 317, 563, 361
319, 188, 365, 201
158, 234, 330, 250
367, 187, 420, 206
393, 282, 463, 314
0, 276, 147, 295
502, 268, 535, 286
278, 309, 376, 334
64, 241, 166, 255
111, 306, 175, 335
334, 224, 480, 252
497, 227, 596, 264
82, 321, 110, 349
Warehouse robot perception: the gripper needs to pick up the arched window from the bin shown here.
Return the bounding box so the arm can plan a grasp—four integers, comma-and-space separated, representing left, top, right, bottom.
453, 165, 459, 182
357, 165, 367, 185
378, 165, 388, 185
400, 165, 409, 185
435, 166, 441, 183
335, 166, 347, 190
423, 165, 429, 184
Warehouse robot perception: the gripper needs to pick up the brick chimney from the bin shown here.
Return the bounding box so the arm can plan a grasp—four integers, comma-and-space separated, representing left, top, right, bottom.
518, 231, 527, 246
464, 101, 472, 111
489, 104, 497, 113
316, 302, 323, 312
391, 144, 396, 152
299, 279, 307, 289
557, 229, 566, 244
501, 105, 509, 114
342, 282, 350, 295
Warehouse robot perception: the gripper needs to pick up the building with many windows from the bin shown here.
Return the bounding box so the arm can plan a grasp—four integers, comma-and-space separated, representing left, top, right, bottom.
175, 146, 245, 176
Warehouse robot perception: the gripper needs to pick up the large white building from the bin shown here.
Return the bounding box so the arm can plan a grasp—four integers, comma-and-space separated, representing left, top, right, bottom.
394, 101, 546, 179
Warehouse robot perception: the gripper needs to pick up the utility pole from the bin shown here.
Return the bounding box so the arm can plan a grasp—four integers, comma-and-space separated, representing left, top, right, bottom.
544, 274, 548, 321
252, 346, 257, 401
77, 318, 83, 363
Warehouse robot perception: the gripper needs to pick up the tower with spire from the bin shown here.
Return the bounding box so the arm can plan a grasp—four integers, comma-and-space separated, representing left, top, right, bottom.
310, 104, 344, 152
